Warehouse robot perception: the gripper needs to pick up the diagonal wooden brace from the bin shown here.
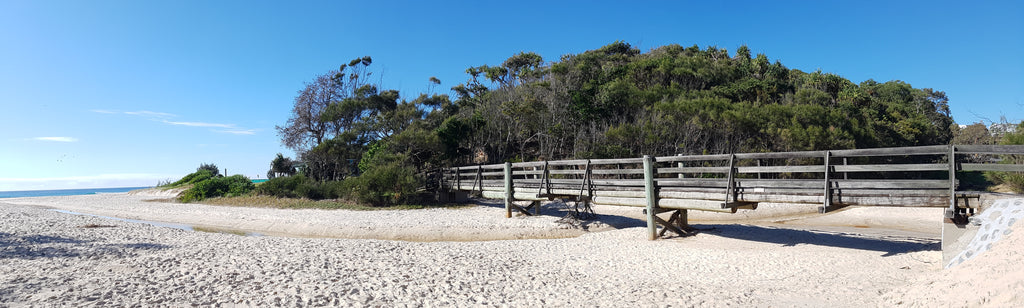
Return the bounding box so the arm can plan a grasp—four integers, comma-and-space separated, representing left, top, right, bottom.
656, 209, 697, 237
511, 200, 540, 216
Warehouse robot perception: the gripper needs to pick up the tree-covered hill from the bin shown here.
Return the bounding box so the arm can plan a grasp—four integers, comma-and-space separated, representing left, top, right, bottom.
273, 42, 957, 204
438, 41, 952, 164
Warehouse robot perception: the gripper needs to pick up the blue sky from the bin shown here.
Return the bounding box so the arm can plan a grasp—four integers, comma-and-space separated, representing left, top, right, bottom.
1, 0, 1021, 191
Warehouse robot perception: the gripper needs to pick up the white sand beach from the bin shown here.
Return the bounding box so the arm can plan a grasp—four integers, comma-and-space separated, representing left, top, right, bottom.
1, 192, 1022, 307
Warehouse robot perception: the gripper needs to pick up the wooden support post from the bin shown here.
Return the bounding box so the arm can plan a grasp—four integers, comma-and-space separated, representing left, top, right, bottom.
455, 167, 460, 191
474, 165, 483, 194
947, 145, 958, 219
723, 154, 736, 208
535, 160, 549, 216
545, 161, 551, 195
679, 209, 689, 231
822, 151, 832, 213
541, 161, 550, 196
504, 162, 513, 218
578, 160, 591, 200
643, 155, 658, 240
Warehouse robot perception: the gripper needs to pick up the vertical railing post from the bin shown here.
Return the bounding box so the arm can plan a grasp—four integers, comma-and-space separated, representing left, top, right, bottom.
822, 151, 832, 213
455, 167, 460, 191
724, 154, 736, 206
677, 154, 685, 179
504, 162, 513, 218
948, 145, 957, 217
474, 165, 483, 194
438, 169, 444, 191
643, 155, 658, 240
756, 159, 762, 179
842, 157, 849, 180
540, 161, 550, 196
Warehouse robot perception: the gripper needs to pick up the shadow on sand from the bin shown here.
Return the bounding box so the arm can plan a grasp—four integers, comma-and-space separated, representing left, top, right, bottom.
469, 198, 649, 229
0, 232, 171, 260
463, 199, 938, 256
686, 224, 938, 256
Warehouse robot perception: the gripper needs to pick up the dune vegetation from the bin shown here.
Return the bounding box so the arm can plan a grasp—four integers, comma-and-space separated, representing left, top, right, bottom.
170, 42, 1024, 206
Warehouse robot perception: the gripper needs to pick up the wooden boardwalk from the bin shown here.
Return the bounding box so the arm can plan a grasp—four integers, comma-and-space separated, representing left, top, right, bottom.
437, 145, 1024, 239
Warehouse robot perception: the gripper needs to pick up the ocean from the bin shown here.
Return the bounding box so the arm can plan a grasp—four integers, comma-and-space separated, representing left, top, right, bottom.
0, 187, 151, 199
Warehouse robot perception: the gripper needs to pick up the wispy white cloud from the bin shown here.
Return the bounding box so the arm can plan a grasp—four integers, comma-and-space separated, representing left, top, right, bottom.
33, 137, 78, 142
124, 110, 176, 118
216, 129, 258, 135
91, 109, 256, 135
162, 120, 235, 128
93, 110, 177, 118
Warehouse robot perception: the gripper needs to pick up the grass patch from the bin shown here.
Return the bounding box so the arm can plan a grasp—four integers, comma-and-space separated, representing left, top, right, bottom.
199, 195, 471, 211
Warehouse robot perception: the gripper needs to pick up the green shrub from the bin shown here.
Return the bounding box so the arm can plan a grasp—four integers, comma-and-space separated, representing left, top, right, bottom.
198, 163, 221, 177
225, 175, 256, 196
986, 168, 1024, 193
253, 164, 424, 206
254, 175, 351, 200
255, 175, 310, 198
346, 162, 421, 206
318, 180, 348, 199
178, 175, 255, 203
989, 121, 1024, 193
1002, 173, 1024, 193
295, 181, 324, 200
168, 169, 214, 187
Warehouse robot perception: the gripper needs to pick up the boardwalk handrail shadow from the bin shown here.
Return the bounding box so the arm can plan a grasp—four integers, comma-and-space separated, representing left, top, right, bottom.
701, 224, 940, 257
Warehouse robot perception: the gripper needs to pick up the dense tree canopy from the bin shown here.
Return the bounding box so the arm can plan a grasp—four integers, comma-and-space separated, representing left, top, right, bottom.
437, 42, 953, 165
274, 42, 961, 204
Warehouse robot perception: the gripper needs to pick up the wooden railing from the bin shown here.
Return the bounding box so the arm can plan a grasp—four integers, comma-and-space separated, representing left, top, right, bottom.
437, 145, 1024, 239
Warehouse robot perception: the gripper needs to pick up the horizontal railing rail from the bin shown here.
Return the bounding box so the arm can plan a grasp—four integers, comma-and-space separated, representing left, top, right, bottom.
435, 144, 1024, 239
